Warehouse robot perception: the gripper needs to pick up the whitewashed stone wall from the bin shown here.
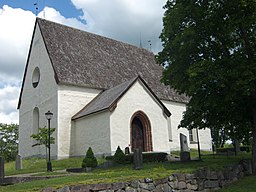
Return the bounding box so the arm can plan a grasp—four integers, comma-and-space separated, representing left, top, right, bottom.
57, 85, 101, 159
19, 23, 58, 158
71, 111, 111, 156
162, 100, 212, 151
190, 128, 212, 151
110, 80, 170, 154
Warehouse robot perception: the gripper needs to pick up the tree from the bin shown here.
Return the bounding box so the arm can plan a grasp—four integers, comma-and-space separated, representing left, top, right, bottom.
211, 127, 229, 149
113, 146, 126, 164
157, 0, 256, 172
82, 147, 98, 168
31, 127, 55, 160
0, 123, 19, 162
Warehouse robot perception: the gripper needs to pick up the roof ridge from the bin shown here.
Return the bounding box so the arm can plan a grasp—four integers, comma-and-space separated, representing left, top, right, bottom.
37, 17, 153, 54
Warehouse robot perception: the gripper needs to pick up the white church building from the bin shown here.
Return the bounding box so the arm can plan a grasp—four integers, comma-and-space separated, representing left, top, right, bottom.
18, 18, 212, 159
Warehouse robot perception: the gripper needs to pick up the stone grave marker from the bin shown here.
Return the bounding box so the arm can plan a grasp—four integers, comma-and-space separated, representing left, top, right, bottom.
125, 147, 130, 155
0, 156, 4, 180
133, 148, 143, 170
180, 133, 191, 161
16, 154, 23, 170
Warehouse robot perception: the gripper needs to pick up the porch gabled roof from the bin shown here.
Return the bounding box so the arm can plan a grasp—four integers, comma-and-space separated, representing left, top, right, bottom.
72, 76, 171, 120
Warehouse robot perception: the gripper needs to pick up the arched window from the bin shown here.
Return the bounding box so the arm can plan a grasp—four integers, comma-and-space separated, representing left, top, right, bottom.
33, 107, 39, 134
167, 116, 172, 141
32, 67, 40, 88
130, 111, 153, 152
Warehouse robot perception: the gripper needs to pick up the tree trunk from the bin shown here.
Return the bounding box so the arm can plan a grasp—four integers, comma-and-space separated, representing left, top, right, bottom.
233, 139, 240, 156
252, 108, 256, 174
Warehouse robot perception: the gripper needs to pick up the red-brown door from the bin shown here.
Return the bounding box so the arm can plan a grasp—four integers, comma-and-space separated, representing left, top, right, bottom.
131, 117, 144, 151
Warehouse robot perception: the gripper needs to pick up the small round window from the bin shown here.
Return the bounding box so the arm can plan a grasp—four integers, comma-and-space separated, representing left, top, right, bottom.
32, 67, 40, 88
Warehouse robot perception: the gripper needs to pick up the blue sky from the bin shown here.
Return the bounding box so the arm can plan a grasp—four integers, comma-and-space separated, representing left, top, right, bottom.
0, 0, 166, 124
0, 0, 82, 18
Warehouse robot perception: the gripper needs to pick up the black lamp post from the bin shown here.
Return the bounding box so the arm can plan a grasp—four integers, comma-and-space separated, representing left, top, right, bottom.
196, 128, 202, 161
45, 110, 53, 172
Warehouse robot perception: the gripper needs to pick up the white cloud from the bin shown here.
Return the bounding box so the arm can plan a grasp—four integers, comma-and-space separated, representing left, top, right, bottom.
0, 85, 20, 124
71, 0, 166, 52
0, 5, 35, 124
0, 5, 87, 124
38, 7, 87, 31
0, 5, 35, 84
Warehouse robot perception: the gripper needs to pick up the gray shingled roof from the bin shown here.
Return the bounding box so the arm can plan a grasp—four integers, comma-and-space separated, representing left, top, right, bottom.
37, 18, 188, 102
72, 76, 171, 120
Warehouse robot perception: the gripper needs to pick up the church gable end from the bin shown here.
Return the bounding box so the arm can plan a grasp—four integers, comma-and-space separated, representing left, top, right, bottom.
18, 21, 58, 158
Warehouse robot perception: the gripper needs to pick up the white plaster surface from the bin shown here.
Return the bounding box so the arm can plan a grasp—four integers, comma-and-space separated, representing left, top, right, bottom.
162, 100, 212, 151
110, 80, 170, 154
19, 23, 58, 158
57, 85, 101, 159
71, 111, 111, 156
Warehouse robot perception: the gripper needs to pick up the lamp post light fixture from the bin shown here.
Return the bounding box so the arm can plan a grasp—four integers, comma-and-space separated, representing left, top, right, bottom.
45, 110, 53, 172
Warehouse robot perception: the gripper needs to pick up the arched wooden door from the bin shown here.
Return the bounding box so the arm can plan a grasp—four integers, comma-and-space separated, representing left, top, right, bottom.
130, 111, 153, 152
131, 117, 144, 151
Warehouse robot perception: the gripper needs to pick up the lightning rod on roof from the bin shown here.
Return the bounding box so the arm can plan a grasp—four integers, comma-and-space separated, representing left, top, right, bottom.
34, 1, 38, 16
42, 0, 46, 18
148, 40, 152, 51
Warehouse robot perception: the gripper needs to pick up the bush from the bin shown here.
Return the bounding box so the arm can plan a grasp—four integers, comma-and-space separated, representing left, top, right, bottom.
106, 151, 168, 164
105, 155, 114, 161
82, 147, 98, 168
142, 152, 168, 162
240, 146, 251, 152
113, 146, 128, 164
216, 146, 251, 154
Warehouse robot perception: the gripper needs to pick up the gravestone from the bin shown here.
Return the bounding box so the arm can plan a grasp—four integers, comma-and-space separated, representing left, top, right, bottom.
0, 156, 4, 180
125, 147, 130, 155
133, 148, 143, 170
16, 155, 23, 170
180, 133, 191, 161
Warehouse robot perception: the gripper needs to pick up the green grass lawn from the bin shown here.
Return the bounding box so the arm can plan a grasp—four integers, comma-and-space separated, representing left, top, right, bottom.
219, 175, 256, 192
0, 152, 253, 192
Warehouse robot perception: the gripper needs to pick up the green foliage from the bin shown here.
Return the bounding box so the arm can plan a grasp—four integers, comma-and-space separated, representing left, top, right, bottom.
30, 127, 55, 148
82, 147, 98, 168
113, 146, 127, 164
157, 0, 256, 171
0, 123, 18, 162
211, 127, 229, 150
216, 146, 251, 154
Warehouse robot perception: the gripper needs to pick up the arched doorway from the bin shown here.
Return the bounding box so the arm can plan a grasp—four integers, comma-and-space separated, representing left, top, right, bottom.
130, 111, 152, 152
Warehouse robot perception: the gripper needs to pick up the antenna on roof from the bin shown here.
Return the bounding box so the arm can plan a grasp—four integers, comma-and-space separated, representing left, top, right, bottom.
42, 0, 45, 18
148, 40, 152, 51
34, 1, 38, 16
139, 32, 143, 48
